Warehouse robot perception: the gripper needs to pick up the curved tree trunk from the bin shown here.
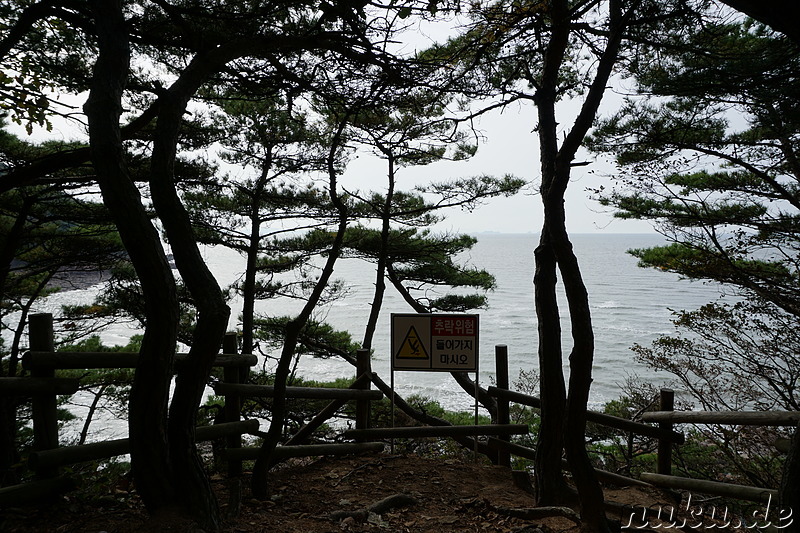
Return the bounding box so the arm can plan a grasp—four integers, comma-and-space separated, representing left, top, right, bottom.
531, 0, 574, 508
149, 77, 231, 533
362, 154, 395, 351
553, 227, 607, 532
532, 234, 572, 504
249, 234, 344, 499
242, 168, 271, 357
250, 116, 350, 499
85, 0, 179, 514
530, 2, 629, 529
241, 205, 260, 356
89, 2, 234, 528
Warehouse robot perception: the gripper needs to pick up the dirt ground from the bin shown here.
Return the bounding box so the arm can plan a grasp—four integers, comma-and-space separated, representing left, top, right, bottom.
1, 453, 690, 533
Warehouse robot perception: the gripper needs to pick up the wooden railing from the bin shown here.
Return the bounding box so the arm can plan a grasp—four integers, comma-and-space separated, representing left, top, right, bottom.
6, 314, 790, 506
636, 409, 797, 503
486, 344, 795, 504
0, 314, 383, 505
485, 344, 684, 488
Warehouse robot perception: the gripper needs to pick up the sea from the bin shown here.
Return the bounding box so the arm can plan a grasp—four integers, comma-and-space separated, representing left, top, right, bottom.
279, 232, 727, 410
33, 232, 728, 440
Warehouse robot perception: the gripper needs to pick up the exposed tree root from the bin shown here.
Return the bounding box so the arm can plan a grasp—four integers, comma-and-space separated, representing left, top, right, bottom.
325, 493, 419, 522
459, 497, 582, 525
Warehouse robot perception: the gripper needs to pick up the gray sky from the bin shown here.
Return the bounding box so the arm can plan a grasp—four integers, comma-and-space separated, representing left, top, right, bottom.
340, 101, 655, 235
12, 97, 655, 236
10, 13, 656, 236
342, 16, 657, 236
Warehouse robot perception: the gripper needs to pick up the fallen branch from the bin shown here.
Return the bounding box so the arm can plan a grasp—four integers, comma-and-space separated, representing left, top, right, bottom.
459, 497, 581, 525
326, 493, 419, 522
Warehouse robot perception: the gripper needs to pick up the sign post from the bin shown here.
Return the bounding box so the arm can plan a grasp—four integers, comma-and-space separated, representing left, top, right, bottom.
390, 313, 480, 456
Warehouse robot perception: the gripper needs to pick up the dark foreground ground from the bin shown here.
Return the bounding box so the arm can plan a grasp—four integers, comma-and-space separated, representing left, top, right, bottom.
0, 453, 705, 533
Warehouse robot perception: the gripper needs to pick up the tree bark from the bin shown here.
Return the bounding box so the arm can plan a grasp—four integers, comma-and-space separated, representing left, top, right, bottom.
530, 1, 629, 529
250, 115, 350, 499
148, 68, 231, 533
531, 0, 574, 508
554, 231, 607, 532
361, 153, 394, 351
85, 0, 178, 514
241, 199, 260, 357
242, 167, 271, 357
532, 235, 572, 504
250, 210, 348, 500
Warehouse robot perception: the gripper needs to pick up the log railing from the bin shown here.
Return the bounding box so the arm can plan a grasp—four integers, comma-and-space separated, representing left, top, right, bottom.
7, 314, 794, 507
2, 314, 384, 504
637, 407, 798, 503
487, 344, 683, 477
487, 344, 796, 503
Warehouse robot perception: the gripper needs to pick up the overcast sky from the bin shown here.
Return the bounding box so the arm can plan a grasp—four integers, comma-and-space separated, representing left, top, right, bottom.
16, 96, 654, 236
339, 15, 657, 236
10, 12, 657, 237
340, 99, 655, 236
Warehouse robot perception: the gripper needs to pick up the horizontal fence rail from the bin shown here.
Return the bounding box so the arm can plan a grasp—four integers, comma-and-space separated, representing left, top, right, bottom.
642, 410, 800, 426
22, 351, 258, 371
486, 437, 653, 488
212, 382, 384, 401
343, 423, 529, 440
640, 473, 778, 504
28, 420, 260, 470
225, 442, 385, 462
5, 316, 392, 504
0, 477, 76, 506
487, 386, 685, 444
8, 315, 795, 510
0, 377, 80, 396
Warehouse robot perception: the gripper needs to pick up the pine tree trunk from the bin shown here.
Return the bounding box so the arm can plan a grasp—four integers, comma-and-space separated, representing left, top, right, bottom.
148, 58, 232, 533
251, 118, 351, 497
554, 235, 609, 533
532, 236, 572, 504
362, 154, 394, 351
529, 2, 628, 528
86, 0, 178, 514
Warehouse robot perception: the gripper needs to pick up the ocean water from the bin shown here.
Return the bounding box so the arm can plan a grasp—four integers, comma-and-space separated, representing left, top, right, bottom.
31, 232, 727, 435
242, 232, 726, 411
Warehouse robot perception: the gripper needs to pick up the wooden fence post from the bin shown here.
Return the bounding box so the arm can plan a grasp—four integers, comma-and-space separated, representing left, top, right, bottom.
29, 313, 58, 479
221, 332, 242, 477
657, 388, 674, 475
355, 349, 371, 439
495, 345, 511, 467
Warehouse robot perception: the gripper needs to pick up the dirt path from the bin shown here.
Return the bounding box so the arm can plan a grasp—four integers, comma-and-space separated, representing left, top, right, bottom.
1, 453, 678, 533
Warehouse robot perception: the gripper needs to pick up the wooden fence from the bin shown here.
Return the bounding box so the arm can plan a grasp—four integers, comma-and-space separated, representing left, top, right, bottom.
4, 314, 793, 507
638, 410, 797, 503
0, 314, 383, 505
483, 345, 794, 504
483, 344, 684, 489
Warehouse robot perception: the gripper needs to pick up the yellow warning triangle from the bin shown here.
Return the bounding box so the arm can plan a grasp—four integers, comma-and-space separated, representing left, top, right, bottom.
396, 325, 428, 359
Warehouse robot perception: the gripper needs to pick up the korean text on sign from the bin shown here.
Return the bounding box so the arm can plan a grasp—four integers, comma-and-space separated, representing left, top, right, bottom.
432, 317, 476, 336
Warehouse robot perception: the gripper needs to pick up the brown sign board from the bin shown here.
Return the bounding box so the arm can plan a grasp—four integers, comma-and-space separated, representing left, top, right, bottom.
391, 313, 479, 372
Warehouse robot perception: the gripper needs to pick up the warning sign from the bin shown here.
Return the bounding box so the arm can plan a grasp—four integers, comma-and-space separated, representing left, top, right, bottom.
396, 326, 429, 359
391, 313, 478, 372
